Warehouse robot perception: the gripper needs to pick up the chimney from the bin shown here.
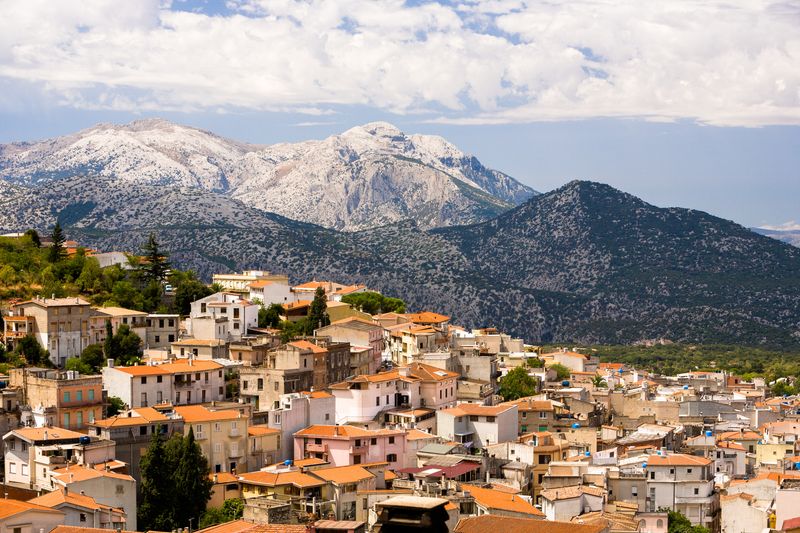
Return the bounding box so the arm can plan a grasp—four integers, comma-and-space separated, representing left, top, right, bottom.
334, 425, 339, 436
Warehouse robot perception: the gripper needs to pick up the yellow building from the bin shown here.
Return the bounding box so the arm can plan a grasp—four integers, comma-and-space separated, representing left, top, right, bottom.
174, 405, 249, 474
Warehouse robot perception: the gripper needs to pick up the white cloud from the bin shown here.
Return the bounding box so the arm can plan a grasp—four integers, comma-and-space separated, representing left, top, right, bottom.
0, 0, 798, 126
760, 221, 800, 231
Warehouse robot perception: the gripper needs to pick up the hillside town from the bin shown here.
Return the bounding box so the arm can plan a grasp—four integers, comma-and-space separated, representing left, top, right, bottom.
3, 248, 800, 533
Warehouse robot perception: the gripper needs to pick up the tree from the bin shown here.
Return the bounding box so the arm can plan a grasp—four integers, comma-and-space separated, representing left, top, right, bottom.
341, 291, 406, 314
76, 257, 102, 293
200, 498, 244, 528
591, 375, 608, 389
306, 287, 329, 334
173, 274, 213, 315
24, 229, 41, 247
280, 318, 308, 343
65, 357, 92, 375
48, 222, 67, 263
139, 429, 176, 531
13, 335, 49, 366
104, 321, 142, 365
498, 367, 539, 401
526, 357, 544, 368
107, 396, 126, 417
258, 303, 284, 328
80, 343, 106, 373
172, 428, 213, 527
549, 363, 572, 381
665, 509, 710, 533
138, 232, 171, 284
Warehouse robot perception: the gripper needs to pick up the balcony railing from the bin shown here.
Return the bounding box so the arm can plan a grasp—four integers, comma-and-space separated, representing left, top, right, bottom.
306, 443, 327, 453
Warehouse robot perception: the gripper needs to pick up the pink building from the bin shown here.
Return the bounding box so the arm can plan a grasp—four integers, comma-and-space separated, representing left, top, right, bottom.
294, 425, 409, 470
315, 317, 384, 374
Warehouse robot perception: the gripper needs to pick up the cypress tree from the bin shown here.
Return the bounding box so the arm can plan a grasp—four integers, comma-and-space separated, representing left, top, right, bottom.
139, 232, 171, 283
173, 427, 213, 527
138, 428, 175, 531
307, 286, 329, 334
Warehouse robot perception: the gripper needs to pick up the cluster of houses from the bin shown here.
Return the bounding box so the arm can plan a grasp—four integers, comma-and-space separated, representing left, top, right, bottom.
3, 269, 800, 532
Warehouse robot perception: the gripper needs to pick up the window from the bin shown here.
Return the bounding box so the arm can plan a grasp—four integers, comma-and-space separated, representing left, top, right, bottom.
116, 485, 124, 495
176, 392, 181, 403
371, 438, 377, 445
76, 390, 83, 401
376, 397, 381, 406
388, 436, 395, 444
141, 392, 148, 406
650, 471, 655, 480
155, 335, 160, 343
487, 416, 496, 423
215, 423, 222, 432
8, 440, 14, 450
386, 395, 389, 404
669, 468, 674, 474
63, 391, 71, 403
386, 453, 397, 462
243, 380, 249, 390
234, 308, 240, 318
656, 520, 664, 528
169, 334, 175, 342
439, 390, 443, 399
80, 513, 87, 523
187, 391, 192, 403
257, 379, 264, 391
303, 358, 307, 368
353, 455, 362, 464
538, 454, 551, 465
325, 413, 330, 421
159, 319, 165, 328
21, 442, 26, 452
539, 412, 547, 419
687, 468, 692, 473
470, 415, 478, 422
140, 426, 147, 436
8, 462, 16, 474
76, 412, 82, 427
88, 389, 95, 400
169, 319, 175, 327
631, 487, 638, 496
214, 443, 222, 453
141, 376, 147, 384
694, 488, 699, 495
274, 381, 279, 391
522, 412, 527, 419
64, 413, 70, 427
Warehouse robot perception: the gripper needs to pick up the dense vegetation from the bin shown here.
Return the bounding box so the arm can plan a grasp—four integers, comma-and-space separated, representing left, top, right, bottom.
341, 291, 406, 314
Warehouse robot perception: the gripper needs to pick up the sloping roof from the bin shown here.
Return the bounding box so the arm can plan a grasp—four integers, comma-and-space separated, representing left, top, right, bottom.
288, 340, 328, 353
238, 470, 325, 488
466, 485, 543, 516
440, 403, 515, 417
175, 405, 242, 423
91, 407, 169, 428
52, 528, 142, 533
541, 485, 605, 501
93, 306, 148, 317
294, 425, 404, 439
0, 498, 64, 519
310, 465, 375, 484
248, 425, 281, 437
29, 488, 119, 512
646, 453, 712, 466
51, 465, 135, 483
10, 426, 85, 442
455, 515, 603, 533
405, 312, 450, 324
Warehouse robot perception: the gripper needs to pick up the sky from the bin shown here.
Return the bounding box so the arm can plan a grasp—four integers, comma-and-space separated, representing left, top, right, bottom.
0, 0, 798, 228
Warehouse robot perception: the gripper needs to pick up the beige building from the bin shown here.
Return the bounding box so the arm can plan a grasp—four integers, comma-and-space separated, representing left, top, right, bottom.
175, 404, 249, 474
11, 367, 103, 429
88, 307, 148, 346
10, 297, 92, 366
247, 424, 282, 471
213, 270, 289, 294
145, 314, 180, 349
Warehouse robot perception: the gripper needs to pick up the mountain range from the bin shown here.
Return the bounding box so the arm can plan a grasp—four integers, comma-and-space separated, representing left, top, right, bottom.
1, 121, 799, 347
0, 119, 535, 231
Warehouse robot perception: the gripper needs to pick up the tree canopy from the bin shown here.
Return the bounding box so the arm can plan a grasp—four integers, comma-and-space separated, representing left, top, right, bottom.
138, 427, 213, 531
138, 232, 171, 284
306, 286, 330, 334
48, 222, 66, 263
498, 367, 539, 401
258, 303, 284, 329
104, 321, 142, 366
341, 291, 406, 314
549, 363, 572, 381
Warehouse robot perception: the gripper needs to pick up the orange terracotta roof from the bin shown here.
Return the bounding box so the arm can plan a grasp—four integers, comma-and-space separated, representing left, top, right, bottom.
248, 280, 274, 288
52, 527, 143, 533
175, 405, 242, 423
455, 515, 603, 533
284, 300, 312, 310
29, 488, 119, 512
465, 485, 544, 516
405, 311, 450, 324
11, 426, 84, 441
406, 429, 439, 441
294, 425, 405, 439
210, 472, 239, 484
440, 403, 515, 417
248, 425, 281, 437
52, 465, 134, 483
170, 339, 227, 347
112, 365, 170, 376
0, 498, 64, 519
646, 454, 712, 466
91, 407, 169, 428
310, 465, 375, 484
238, 470, 325, 489
159, 360, 223, 372
288, 340, 328, 353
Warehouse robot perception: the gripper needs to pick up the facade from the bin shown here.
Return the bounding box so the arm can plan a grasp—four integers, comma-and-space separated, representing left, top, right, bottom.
644, 454, 719, 531
10, 368, 103, 429
315, 318, 384, 375
212, 270, 288, 294
101, 359, 225, 408
87, 307, 147, 346
265, 391, 336, 461
294, 425, 410, 470
89, 406, 185, 484
239, 345, 315, 412
436, 403, 518, 449
10, 297, 92, 366
0, 500, 64, 533
247, 424, 282, 471
50, 466, 137, 531
174, 404, 249, 474
145, 314, 180, 349
190, 292, 259, 341
28, 488, 127, 530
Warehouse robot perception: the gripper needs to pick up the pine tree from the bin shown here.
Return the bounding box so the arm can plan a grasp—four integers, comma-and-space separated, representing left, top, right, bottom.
48, 222, 66, 263
138, 428, 175, 531
139, 232, 171, 284
306, 286, 329, 334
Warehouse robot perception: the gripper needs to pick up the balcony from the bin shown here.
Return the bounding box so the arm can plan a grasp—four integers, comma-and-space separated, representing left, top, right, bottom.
229, 447, 244, 458
230, 428, 240, 437
43, 455, 67, 465
306, 443, 327, 453
174, 380, 194, 388
351, 443, 369, 453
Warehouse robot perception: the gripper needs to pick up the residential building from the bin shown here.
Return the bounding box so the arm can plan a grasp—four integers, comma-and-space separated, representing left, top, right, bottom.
87, 307, 148, 346
190, 292, 259, 341
644, 454, 719, 531
247, 277, 293, 305
540, 485, 605, 522
3, 427, 115, 491
435, 403, 518, 450
9, 297, 92, 366
170, 338, 228, 359
10, 367, 103, 429
311, 464, 385, 521
228, 336, 279, 366
239, 345, 314, 412
247, 424, 282, 471
294, 425, 409, 470
145, 314, 180, 349
264, 391, 336, 461
0, 499, 65, 533
175, 404, 249, 474
28, 488, 127, 530
88, 406, 185, 484
316, 317, 384, 375
238, 464, 332, 517
212, 270, 289, 294
49, 465, 137, 531
465, 484, 546, 520
102, 359, 225, 408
